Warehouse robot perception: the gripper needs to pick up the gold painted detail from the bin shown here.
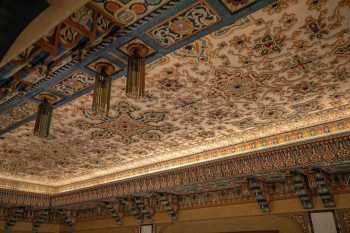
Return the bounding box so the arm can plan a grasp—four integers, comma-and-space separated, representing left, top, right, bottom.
48, 135, 350, 205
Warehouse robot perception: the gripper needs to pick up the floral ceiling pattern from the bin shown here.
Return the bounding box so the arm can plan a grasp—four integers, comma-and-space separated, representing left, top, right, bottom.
0, 0, 349, 185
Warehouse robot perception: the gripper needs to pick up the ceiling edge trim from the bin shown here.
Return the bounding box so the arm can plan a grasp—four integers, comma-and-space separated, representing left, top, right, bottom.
0, 132, 349, 207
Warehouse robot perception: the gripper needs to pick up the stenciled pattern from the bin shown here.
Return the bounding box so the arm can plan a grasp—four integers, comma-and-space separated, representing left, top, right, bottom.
0, 0, 349, 184
51, 71, 95, 96
89, 0, 172, 26
148, 1, 221, 47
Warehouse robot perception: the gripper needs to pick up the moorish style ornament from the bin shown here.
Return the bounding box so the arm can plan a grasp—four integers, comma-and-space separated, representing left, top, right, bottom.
34, 97, 54, 138
292, 172, 314, 209
4, 207, 25, 232
32, 209, 50, 233
92, 63, 114, 116
126, 43, 149, 98
248, 178, 270, 213
57, 209, 75, 231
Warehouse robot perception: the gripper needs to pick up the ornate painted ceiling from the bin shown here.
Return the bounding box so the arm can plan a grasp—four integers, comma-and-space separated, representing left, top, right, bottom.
0, 0, 349, 193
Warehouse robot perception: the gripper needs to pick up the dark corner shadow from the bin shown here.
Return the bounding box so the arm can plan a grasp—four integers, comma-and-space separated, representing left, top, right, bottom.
0, 0, 49, 60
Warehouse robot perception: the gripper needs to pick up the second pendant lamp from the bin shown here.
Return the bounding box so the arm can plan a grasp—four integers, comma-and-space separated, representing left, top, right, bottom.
92, 63, 115, 116
126, 43, 149, 99
34, 96, 54, 138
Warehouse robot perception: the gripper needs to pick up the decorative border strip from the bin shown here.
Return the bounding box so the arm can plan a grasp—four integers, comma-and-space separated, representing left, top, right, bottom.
0, 189, 51, 207
2, 131, 347, 206
50, 134, 350, 206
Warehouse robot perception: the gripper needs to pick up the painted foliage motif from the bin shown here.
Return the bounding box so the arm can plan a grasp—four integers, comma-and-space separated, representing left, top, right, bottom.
0, 0, 349, 183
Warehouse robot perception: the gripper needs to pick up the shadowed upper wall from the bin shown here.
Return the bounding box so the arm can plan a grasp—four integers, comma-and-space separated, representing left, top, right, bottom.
0, 0, 49, 61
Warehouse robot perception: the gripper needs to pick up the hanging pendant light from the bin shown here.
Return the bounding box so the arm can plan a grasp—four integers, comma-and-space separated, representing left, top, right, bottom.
92, 64, 113, 116
34, 97, 53, 138
126, 43, 149, 98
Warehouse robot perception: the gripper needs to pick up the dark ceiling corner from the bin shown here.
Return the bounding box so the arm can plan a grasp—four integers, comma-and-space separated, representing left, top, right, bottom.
0, 0, 49, 62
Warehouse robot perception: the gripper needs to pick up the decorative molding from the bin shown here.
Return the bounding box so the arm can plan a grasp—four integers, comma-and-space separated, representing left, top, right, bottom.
0, 182, 349, 224
157, 193, 179, 221
51, 134, 350, 205
86, 57, 122, 76
3, 207, 26, 232
292, 172, 314, 209
0, 133, 349, 204
101, 201, 123, 224
248, 178, 270, 213
120, 38, 156, 57
312, 170, 336, 208
0, 189, 51, 207
32, 209, 50, 233
0, 0, 349, 205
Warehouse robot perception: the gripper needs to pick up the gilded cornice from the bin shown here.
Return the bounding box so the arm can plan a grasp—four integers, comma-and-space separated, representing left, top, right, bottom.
51, 134, 350, 206
1, 132, 349, 207
0, 189, 50, 207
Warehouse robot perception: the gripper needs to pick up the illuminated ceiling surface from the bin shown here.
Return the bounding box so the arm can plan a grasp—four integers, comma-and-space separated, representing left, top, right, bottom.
0, 0, 349, 193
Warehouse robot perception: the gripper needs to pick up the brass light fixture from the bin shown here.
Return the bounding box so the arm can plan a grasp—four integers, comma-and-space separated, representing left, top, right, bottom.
92, 63, 114, 116
34, 96, 53, 138
126, 43, 149, 98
